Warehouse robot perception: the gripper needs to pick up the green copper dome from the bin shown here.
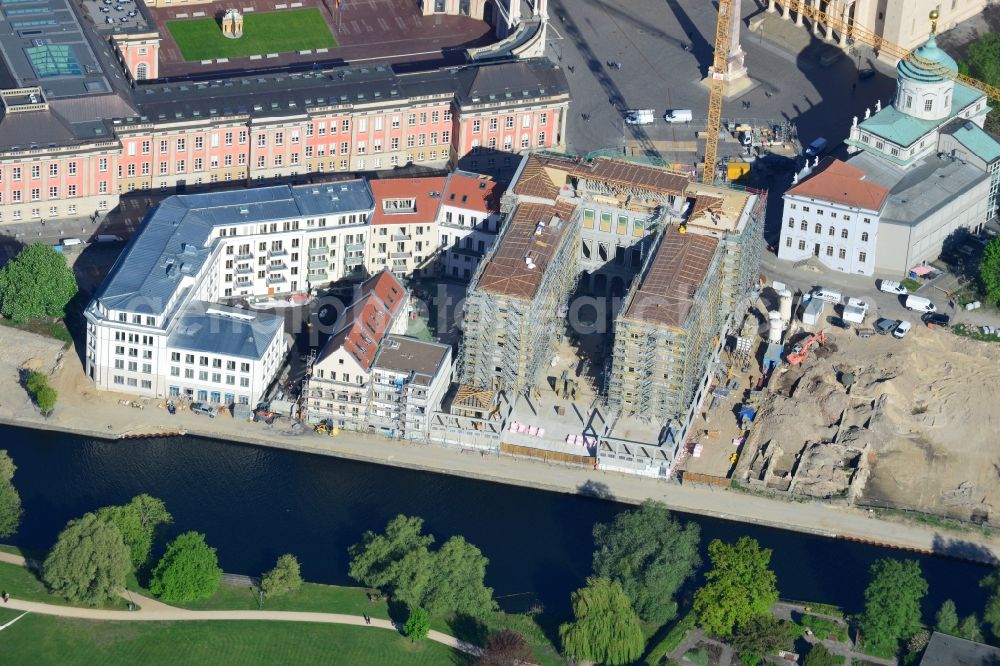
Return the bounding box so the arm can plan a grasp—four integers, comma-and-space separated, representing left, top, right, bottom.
896, 35, 958, 83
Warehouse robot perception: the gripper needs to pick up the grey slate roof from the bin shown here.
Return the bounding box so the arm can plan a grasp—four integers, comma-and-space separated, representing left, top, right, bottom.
920, 632, 1000, 665
454, 58, 568, 106
167, 301, 284, 359
374, 335, 450, 386
95, 181, 374, 315
848, 151, 988, 227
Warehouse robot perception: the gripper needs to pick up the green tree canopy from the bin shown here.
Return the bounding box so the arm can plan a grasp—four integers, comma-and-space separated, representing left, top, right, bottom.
982, 571, 1000, 640
858, 558, 928, 657
959, 614, 984, 643
692, 536, 779, 637
967, 34, 1000, 135
403, 606, 430, 642
936, 599, 959, 635
42, 512, 131, 605
802, 643, 838, 666
348, 515, 433, 590
97, 494, 172, 569
0, 450, 22, 538
979, 237, 1000, 303
261, 553, 302, 598
25, 371, 57, 415
0, 243, 78, 323
149, 531, 222, 602
347, 515, 495, 617
559, 576, 645, 666
592, 500, 701, 625
479, 629, 531, 666
730, 614, 790, 662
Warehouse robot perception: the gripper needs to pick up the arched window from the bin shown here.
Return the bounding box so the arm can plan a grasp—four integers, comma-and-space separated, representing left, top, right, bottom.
787, 219, 794, 228
136, 62, 148, 81
861, 232, 869, 242
800, 221, 807, 231
814, 223, 822, 234
841, 229, 849, 239
828, 226, 835, 236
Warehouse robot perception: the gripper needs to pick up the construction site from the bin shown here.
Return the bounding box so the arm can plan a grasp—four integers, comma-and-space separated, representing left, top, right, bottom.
676, 282, 1000, 527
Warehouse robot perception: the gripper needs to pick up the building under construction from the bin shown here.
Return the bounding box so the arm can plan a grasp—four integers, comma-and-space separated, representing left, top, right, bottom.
601, 183, 766, 475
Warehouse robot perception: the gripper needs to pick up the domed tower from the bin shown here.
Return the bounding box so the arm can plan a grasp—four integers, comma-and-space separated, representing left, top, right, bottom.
893, 11, 957, 122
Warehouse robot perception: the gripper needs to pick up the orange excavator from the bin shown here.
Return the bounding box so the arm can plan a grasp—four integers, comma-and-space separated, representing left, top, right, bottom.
786, 331, 827, 365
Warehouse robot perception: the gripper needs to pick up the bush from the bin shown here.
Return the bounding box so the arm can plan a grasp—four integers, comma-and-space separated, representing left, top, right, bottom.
261, 553, 302, 598
404, 606, 430, 642
24, 371, 57, 415
645, 611, 696, 666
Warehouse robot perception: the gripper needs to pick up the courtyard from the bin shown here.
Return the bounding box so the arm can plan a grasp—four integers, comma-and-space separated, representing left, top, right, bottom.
167, 9, 336, 61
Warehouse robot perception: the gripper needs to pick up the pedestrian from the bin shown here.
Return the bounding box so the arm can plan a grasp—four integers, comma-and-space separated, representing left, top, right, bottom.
2, 591, 8, 603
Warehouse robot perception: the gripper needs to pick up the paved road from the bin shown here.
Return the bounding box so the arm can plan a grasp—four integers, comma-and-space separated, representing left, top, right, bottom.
0, 552, 478, 655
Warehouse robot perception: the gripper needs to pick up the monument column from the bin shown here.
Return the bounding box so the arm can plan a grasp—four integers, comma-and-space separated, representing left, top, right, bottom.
767, 0, 776, 12
838, 3, 850, 46
782, 2, 790, 20
812, 0, 822, 36
795, 3, 803, 26
722, 0, 747, 81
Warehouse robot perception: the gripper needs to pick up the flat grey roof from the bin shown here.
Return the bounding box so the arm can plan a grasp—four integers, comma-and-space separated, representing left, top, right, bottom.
0, 0, 116, 98
94, 181, 374, 316
920, 631, 1000, 665
374, 335, 450, 386
166, 301, 284, 359
848, 151, 987, 227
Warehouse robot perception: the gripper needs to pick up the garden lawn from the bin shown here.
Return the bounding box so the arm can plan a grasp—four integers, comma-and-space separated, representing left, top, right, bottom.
174, 580, 392, 618
167, 9, 336, 61
0, 611, 470, 665
0, 560, 130, 610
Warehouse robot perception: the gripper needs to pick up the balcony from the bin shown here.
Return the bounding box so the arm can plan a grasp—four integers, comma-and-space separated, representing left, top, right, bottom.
236, 253, 254, 261
345, 242, 365, 252
390, 252, 412, 259
308, 247, 328, 256
344, 256, 364, 267
308, 259, 329, 269
235, 267, 254, 275
266, 276, 287, 286
268, 248, 288, 258
268, 262, 288, 271
307, 270, 328, 280
391, 233, 411, 241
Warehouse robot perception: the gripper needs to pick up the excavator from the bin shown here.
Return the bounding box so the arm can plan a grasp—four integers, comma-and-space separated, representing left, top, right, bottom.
701, 2, 1000, 184
786, 331, 826, 365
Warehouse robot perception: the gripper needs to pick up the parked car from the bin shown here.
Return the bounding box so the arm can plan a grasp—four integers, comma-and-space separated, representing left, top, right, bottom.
905, 294, 937, 313
893, 320, 912, 339
827, 315, 850, 330
875, 318, 899, 335
190, 402, 217, 417
877, 279, 907, 295
922, 312, 951, 327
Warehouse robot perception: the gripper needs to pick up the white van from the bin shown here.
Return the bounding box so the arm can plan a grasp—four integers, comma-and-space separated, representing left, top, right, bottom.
61, 238, 83, 246
811, 288, 842, 304
905, 295, 937, 313
664, 109, 693, 124
625, 109, 655, 125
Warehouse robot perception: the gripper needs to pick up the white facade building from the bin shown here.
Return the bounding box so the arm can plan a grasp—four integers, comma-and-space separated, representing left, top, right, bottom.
369, 335, 452, 440
85, 181, 375, 406
778, 159, 888, 276
435, 171, 505, 280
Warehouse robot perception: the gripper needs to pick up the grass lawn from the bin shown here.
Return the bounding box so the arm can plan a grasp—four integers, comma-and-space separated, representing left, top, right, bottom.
174, 579, 393, 619
0, 609, 469, 665
0, 560, 131, 610
0, 315, 72, 347
167, 9, 336, 61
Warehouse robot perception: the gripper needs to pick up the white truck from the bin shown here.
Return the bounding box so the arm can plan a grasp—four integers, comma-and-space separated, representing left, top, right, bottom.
664, 109, 693, 123
625, 109, 655, 125
905, 295, 937, 313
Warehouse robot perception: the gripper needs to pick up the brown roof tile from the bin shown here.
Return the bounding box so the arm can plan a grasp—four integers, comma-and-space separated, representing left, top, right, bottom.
319, 270, 407, 369
442, 172, 504, 214
624, 227, 719, 329
787, 158, 890, 211
369, 177, 446, 226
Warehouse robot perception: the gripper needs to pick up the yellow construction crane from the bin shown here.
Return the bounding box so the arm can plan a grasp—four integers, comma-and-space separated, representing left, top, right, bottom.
701, 3, 1000, 184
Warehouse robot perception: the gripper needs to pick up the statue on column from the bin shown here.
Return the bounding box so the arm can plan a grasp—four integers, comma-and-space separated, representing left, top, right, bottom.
852, 116, 858, 128
875, 99, 882, 113
864, 107, 871, 119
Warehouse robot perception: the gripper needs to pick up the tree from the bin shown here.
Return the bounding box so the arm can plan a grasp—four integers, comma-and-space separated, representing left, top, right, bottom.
403, 606, 430, 642
730, 614, 789, 662
348, 515, 495, 617
959, 614, 984, 643
979, 237, 1000, 303
421, 536, 495, 617
692, 537, 779, 637
966, 34, 1000, 136
348, 514, 433, 591
479, 629, 531, 666
261, 553, 302, 598
559, 576, 645, 666
149, 531, 222, 602
857, 558, 928, 656
97, 494, 172, 569
936, 599, 959, 635
802, 643, 838, 666
42, 512, 130, 605
0, 243, 78, 323
0, 450, 22, 538
25, 371, 58, 415
592, 500, 701, 625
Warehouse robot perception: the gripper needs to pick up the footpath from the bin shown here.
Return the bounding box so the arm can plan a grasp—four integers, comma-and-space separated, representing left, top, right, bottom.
0, 552, 478, 655
3, 326, 1000, 564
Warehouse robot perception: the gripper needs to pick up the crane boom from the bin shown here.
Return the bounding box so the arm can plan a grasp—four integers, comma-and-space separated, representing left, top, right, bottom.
702, 0, 733, 184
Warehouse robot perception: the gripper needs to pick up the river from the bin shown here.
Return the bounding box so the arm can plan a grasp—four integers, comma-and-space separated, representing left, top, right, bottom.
1, 424, 992, 618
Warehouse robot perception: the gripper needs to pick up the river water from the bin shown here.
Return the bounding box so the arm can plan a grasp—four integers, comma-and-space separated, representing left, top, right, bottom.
1, 425, 991, 617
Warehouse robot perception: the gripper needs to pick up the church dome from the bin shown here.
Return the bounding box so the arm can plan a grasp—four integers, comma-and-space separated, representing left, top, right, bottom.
896, 35, 958, 83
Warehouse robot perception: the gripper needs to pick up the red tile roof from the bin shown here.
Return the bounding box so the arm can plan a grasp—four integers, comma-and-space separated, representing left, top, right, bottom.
787, 158, 890, 212
368, 177, 447, 226
441, 172, 504, 214
320, 270, 407, 370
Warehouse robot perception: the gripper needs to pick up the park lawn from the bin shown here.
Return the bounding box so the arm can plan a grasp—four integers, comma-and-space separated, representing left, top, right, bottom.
0, 613, 470, 665
167, 9, 336, 61
174, 579, 393, 619
0, 559, 129, 610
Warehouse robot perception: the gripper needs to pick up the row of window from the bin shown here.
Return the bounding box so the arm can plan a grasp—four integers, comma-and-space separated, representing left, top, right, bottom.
1, 185, 81, 202
788, 203, 872, 223
168, 352, 251, 372
786, 237, 867, 262
168, 367, 252, 386
787, 219, 870, 241
471, 114, 547, 133
0, 162, 79, 182
0, 202, 93, 220
112, 376, 152, 389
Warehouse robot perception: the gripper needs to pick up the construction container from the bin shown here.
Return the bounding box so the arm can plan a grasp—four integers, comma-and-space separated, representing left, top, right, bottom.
802, 298, 824, 327
843, 304, 866, 324
727, 162, 751, 180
